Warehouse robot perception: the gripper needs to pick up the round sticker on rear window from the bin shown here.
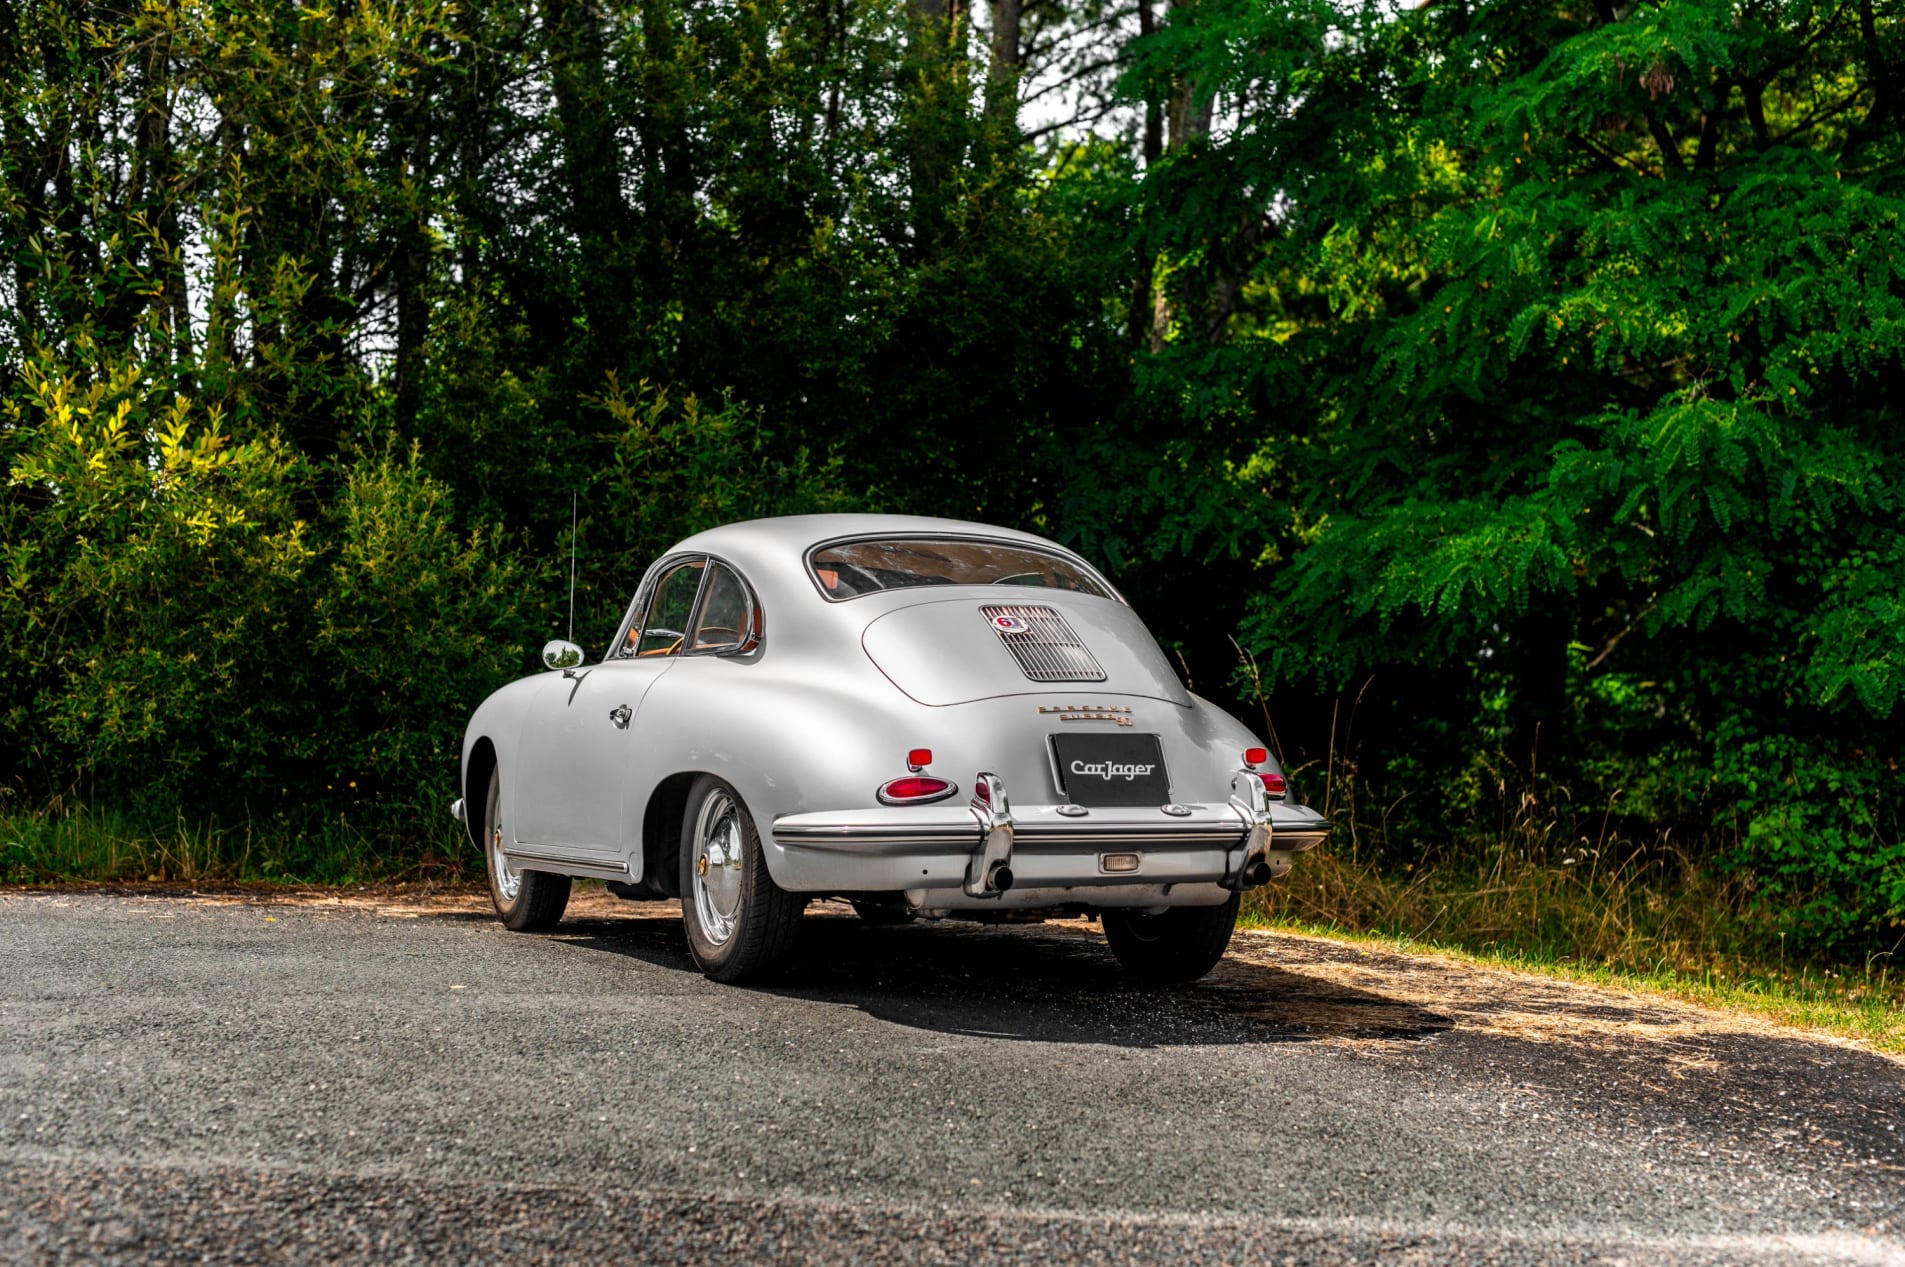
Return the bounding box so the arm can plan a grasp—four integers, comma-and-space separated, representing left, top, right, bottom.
990, 613, 1029, 633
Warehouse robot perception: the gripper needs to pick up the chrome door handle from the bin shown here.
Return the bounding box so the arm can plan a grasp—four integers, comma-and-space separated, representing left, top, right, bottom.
608, 704, 632, 730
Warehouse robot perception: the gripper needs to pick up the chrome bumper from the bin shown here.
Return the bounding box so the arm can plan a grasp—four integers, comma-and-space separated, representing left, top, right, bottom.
770, 770, 1328, 902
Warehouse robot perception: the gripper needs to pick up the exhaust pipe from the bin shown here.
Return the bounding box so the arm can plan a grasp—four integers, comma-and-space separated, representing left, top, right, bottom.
1240, 857, 1272, 888
989, 864, 1014, 894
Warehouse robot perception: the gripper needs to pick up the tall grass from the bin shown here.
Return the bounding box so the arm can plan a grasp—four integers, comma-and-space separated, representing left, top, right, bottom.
0, 799, 478, 886
1240, 756, 1905, 1050
1245, 783, 1755, 974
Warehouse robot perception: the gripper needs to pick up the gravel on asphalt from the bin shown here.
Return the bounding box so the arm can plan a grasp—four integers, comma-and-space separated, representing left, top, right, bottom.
2, 889, 1900, 1265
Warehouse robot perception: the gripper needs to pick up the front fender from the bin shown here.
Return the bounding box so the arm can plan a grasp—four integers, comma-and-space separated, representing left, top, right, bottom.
458, 674, 548, 851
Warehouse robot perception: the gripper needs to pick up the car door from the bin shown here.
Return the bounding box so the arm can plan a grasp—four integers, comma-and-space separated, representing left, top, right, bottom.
513, 558, 708, 857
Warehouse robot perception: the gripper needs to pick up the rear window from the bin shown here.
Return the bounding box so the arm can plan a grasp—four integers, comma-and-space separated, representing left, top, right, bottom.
809, 537, 1116, 601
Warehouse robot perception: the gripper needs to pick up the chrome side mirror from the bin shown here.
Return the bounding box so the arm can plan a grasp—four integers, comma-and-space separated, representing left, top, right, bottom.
541, 639, 585, 672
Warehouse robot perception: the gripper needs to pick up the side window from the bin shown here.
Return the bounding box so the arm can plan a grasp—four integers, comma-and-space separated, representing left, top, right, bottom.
689, 562, 755, 653
632, 560, 705, 657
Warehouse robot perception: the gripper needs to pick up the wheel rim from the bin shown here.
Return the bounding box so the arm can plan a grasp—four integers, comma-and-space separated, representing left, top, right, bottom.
489, 786, 521, 903
691, 790, 746, 947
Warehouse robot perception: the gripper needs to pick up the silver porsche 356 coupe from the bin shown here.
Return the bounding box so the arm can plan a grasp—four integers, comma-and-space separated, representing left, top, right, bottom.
453, 514, 1328, 983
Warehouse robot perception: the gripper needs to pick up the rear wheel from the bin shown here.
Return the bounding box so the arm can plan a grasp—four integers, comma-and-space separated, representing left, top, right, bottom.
679, 775, 804, 982
1101, 894, 1239, 984
483, 765, 571, 932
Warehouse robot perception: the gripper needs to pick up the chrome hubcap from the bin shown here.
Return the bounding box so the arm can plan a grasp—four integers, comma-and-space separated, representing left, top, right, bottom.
490, 820, 521, 903
691, 791, 745, 946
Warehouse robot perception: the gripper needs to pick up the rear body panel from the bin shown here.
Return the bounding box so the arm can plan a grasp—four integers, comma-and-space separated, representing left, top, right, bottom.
861, 594, 1191, 707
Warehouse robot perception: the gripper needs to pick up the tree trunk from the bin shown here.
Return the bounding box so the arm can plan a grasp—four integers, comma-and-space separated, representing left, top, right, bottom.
1137, 0, 1161, 166
392, 191, 430, 428
1145, 0, 1212, 348
984, 0, 1021, 131
1127, 0, 1167, 346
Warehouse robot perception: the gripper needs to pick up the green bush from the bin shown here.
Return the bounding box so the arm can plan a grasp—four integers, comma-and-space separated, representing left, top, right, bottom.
2, 348, 541, 853
2, 347, 313, 816
306, 448, 540, 828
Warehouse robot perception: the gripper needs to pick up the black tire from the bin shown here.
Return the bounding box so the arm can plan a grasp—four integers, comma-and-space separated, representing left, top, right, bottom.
849, 898, 916, 927
678, 775, 804, 982
482, 765, 571, 932
1101, 893, 1239, 984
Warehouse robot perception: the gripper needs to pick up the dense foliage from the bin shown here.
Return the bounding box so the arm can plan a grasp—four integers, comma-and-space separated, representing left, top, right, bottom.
2, 0, 1900, 947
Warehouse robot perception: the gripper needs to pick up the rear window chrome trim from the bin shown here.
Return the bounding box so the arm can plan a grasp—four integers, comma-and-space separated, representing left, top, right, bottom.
804, 533, 1125, 606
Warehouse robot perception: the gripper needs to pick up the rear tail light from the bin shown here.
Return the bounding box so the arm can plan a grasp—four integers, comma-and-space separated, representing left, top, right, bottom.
907, 748, 933, 771
1244, 747, 1269, 767
878, 775, 957, 805
1254, 770, 1287, 797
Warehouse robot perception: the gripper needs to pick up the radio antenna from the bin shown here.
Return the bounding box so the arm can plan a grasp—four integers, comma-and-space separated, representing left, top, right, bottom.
567, 491, 578, 646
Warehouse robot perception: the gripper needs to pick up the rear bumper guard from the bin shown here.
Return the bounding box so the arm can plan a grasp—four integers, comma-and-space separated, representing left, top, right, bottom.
965, 772, 1015, 898
1223, 771, 1275, 890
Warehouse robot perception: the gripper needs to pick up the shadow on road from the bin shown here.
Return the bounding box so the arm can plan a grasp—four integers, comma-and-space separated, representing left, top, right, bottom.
554, 910, 1453, 1048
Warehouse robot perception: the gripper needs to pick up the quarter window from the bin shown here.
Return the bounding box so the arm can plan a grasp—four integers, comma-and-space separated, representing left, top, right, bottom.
690, 563, 754, 653
632, 560, 705, 657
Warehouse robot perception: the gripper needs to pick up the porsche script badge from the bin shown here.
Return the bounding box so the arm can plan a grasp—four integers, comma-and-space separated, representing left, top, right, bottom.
1038, 704, 1134, 727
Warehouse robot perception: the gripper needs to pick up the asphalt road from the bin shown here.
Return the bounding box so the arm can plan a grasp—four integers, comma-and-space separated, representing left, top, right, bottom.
2, 888, 1901, 1266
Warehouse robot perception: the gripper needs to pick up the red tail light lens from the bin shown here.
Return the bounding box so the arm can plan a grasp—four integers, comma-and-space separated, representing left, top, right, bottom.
1244, 747, 1269, 766
878, 775, 957, 805
907, 748, 933, 769
1255, 770, 1287, 797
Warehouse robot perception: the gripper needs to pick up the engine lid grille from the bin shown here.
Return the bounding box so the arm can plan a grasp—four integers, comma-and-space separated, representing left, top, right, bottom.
980, 604, 1107, 683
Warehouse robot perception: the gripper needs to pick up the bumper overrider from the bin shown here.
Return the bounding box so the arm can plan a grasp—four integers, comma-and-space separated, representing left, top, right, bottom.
771, 770, 1329, 910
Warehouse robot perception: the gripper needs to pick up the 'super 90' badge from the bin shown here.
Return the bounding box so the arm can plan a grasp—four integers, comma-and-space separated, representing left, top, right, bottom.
990, 613, 1029, 633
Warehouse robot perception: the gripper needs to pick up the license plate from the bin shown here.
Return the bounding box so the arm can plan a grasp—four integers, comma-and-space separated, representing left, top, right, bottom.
1051, 733, 1172, 807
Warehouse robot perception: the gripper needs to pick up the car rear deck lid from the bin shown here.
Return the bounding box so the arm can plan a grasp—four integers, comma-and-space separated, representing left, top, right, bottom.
860, 597, 1190, 707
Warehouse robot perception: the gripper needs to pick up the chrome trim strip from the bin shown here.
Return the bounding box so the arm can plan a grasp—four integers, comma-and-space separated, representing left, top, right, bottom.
774, 819, 1247, 850
778, 835, 973, 851
1016, 827, 1245, 847
775, 823, 980, 841
775, 818, 1243, 838
504, 846, 631, 876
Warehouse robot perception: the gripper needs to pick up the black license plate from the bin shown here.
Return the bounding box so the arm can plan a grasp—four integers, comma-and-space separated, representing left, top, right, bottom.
1051, 733, 1172, 807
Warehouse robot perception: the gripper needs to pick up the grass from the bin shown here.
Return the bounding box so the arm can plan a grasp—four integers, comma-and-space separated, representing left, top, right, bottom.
1245, 906, 1905, 1055
0, 801, 478, 887
1240, 811, 1905, 1055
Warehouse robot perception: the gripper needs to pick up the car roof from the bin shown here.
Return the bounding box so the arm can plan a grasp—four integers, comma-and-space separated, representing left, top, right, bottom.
677, 514, 1063, 573
670, 514, 1061, 559
660, 515, 1103, 615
